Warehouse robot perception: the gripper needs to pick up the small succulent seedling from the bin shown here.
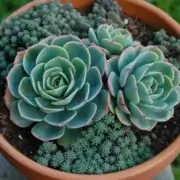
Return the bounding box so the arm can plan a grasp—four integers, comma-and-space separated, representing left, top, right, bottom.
106, 45, 180, 130
5, 35, 108, 143
88, 24, 137, 55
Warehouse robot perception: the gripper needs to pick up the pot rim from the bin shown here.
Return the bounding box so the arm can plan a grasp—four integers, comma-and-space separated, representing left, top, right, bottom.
0, 135, 180, 179
0, 0, 180, 179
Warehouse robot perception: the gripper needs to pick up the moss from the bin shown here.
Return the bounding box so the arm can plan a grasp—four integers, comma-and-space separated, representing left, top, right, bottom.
34, 113, 153, 174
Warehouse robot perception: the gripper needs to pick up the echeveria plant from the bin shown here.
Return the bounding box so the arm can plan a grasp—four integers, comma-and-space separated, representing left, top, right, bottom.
88, 24, 136, 55
5, 35, 108, 142
106, 45, 180, 130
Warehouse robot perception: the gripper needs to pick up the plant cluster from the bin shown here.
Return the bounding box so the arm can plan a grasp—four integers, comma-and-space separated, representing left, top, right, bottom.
148, 29, 180, 69
5, 24, 180, 143
106, 45, 180, 130
34, 113, 153, 174
86, 0, 125, 28
0, 1, 88, 97
0, 0, 125, 97
5, 35, 108, 142
88, 24, 137, 55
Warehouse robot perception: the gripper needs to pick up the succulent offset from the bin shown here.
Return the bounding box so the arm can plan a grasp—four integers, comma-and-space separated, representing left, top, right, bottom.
5, 35, 108, 142
106, 45, 180, 130
88, 24, 136, 55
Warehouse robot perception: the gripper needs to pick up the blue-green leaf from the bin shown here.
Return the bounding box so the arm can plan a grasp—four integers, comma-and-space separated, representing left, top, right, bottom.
106, 56, 119, 77
18, 100, 45, 122
159, 75, 173, 100
64, 42, 90, 69
97, 25, 111, 43
91, 89, 108, 122
52, 89, 78, 106
40, 36, 56, 45
118, 47, 136, 72
150, 88, 163, 100
124, 75, 140, 104
101, 39, 123, 54
108, 94, 116, 114
117, 90, 130, 114
129, 102, 146, 119
18, 77, 37, 106
86, 67, 102, 102
133, 64, 152, 82
115, 107, 131, 126
66, 102, 97, 128
130, 116, 157, 131
44, 56, 75, 74
35, 97, 64, 113
23, 44, 47, 75
71, 57, 87, 90
108, 72, 119, 97
147, 62, 174, 80
172, 67, 180, 86
137, 82, 153, 104
138, 103, 172, 122
36, 45, 69, 64
10, 101, 32, 128
45, 111, 77, 127
8, 64, 26, 98
112, 32, 132, 47
88, 28, 99, 45
107, 25, 114, 33
64, 69, 75, 97
164, 89, 180, 109
119, 60, 136, 87
67, 83, 90, 111
37, 82, 59, 101
31, 63, 44, 94
142, 46, 165, 61
145, 72, 164, 85
31, 122, 65, 141
43, 67, 63, 90
51, 35, 81, 47
46, 85, 67, 97
133, 51, 159, 70
88, 46, 105, 75
141, 76, 154, 90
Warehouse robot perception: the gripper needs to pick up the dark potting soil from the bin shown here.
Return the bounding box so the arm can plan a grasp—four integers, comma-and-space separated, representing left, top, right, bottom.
0, 101, 40, 157
0, 12, 179, 160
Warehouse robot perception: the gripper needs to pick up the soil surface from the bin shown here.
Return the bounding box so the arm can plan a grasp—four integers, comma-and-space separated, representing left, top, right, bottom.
0, 101, 40, 157
0, 13, 180, 159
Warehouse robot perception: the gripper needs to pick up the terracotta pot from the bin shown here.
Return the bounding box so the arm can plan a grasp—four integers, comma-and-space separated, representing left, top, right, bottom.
0, 0, 180, 180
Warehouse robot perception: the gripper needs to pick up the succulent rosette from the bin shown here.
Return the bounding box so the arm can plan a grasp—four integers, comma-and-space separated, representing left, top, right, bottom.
5, 35, 108, 141
88, 24, 137, 55
106, 45, 180, 130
